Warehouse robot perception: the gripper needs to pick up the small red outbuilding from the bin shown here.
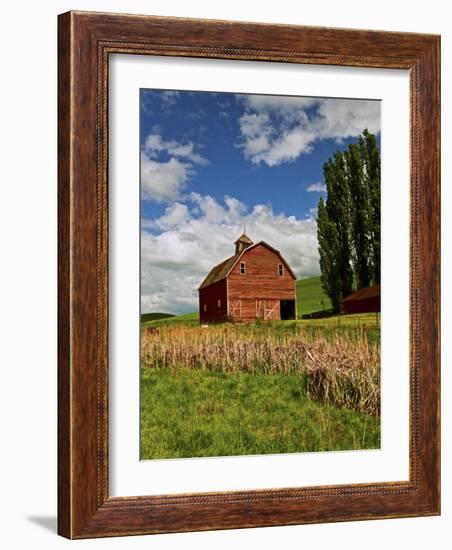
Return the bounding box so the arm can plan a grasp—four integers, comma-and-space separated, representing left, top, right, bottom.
342, 284, 380, 314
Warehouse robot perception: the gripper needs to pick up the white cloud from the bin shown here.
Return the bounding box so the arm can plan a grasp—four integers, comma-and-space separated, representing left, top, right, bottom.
146, 202, 191, 231
160, 90, 180, 106
238, 95, 320, 113
141, 195, 320, 314
306, 182, 327, 193
141, 134, 207, 202
143, 134, 208, 165
316, 99, 380, 140
237, 94, 380, 167
238, 112, 273, 159
251, 127, 316, 166
141, 153, 192, 203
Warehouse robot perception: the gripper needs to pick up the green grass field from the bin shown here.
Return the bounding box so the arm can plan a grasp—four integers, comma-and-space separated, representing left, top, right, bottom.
141, 312, 175, 323
140, 276, 380, 459
142, 311, 379, 339
141, 311, 199, 329
141, 368, 380, 459
296, 276, 331, 317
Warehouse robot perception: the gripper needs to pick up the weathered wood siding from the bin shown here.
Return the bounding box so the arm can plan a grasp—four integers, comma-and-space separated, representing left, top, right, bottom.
227, 245, 295, 321
199, 279, 228, 323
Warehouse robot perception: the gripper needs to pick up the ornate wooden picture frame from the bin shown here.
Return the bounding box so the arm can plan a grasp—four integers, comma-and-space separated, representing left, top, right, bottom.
58, 11, 440, 538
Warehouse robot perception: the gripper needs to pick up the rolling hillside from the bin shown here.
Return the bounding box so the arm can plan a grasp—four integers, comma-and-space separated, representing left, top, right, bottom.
296, 276, 332, 317
140, 312, 175, 323
141, 311, 199, 328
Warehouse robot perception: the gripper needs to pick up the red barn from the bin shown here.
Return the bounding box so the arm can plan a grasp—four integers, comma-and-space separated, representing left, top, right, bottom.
198, 233, 297, 323
342, 284, 381, 314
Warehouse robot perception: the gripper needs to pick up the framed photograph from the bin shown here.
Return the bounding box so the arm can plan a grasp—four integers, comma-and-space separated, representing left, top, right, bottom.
58, 11, 440, 538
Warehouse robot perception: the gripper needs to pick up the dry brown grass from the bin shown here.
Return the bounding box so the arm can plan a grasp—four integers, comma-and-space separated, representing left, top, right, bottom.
141, 324, 380, 416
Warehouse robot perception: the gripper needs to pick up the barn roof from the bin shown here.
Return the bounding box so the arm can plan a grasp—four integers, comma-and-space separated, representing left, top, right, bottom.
198, 253, 241, 290
343, 284, 381, 302
198, 241, 296, 290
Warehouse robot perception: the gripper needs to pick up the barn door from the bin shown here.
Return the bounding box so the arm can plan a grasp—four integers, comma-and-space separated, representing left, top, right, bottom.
256, 300, 264, 319
256, 299, 279, 320
228, 300, 241, 319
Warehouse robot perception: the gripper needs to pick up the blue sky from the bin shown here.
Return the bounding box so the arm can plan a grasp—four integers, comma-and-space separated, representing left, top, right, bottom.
140, 90, 380, 314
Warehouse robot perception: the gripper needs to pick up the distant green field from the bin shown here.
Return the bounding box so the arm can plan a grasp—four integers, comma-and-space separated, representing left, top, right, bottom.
296, 276, 331, 317
141, 311, 199, 329
141, 312, 175, 323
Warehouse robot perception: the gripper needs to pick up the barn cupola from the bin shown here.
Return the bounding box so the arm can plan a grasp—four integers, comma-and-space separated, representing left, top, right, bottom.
234, 233, 253, 255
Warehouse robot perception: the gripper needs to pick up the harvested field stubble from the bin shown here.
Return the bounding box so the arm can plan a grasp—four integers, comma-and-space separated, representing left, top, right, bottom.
141, 324, 380, 416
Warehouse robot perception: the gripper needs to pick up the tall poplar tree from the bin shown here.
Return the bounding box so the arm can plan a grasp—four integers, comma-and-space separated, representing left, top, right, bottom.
316, 129, 381, 311
359, 129, 381, 284
346, 142, 372, 288
316, 198, 342, 313
323, 152, 353, 300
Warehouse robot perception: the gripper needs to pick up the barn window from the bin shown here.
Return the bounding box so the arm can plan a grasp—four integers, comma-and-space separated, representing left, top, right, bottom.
278, 263, 284, 276
240, 262, 246, 274
203, 304, 207, 312
217, 299, 221, 308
